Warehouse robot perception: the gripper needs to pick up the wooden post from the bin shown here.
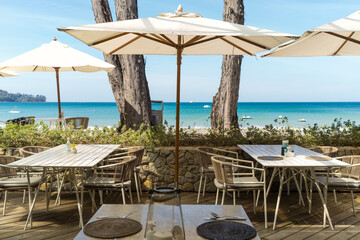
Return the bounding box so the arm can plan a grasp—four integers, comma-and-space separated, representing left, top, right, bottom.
54, 67, 62, 119
175, 36, 182, 187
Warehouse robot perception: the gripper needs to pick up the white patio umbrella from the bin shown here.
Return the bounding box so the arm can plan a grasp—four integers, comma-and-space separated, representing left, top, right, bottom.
59, 5, 296, 186
0, 70, 18, 77
263, 10, 360, 57
0, 38, 115, 118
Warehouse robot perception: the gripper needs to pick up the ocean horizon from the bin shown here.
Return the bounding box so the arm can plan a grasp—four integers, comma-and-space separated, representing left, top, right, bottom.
1, 101, 360, 128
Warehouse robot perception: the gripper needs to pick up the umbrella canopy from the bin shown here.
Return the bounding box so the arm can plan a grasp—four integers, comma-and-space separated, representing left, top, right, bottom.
0, 70, 18, 77
59, 10, 295, 56
59, 5, 296, 187
263, 10, 360, 57
0, 38, 115, 117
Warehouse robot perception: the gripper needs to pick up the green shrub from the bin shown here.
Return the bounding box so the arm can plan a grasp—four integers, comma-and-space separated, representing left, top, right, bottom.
0, 118, 359, 149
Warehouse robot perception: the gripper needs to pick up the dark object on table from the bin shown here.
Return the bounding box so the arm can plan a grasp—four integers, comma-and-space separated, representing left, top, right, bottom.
258, 156, 284, 161
6, 116, 35, 126
83, 218, 142, 239
197, 220, 257, 240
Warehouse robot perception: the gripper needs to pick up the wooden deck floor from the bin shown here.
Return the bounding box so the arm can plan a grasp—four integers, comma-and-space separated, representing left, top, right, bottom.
0, 190, 359, 240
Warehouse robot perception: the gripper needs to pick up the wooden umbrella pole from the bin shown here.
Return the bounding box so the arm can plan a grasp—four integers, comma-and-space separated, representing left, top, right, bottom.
54, 67, 62, 119
175, 36, 182, 187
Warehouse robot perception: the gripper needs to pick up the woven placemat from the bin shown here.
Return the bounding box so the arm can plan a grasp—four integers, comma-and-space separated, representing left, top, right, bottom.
258, 156, 284, 161
305, 156, 332, 161
83, 218, 142, 239
197, 220, 257, 240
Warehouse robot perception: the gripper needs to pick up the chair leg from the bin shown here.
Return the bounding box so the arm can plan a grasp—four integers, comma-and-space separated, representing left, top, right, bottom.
309, 179, 313, 214
99, 190, 103, 205
333, 189, 337, 204
263, 186, 268, 229
88, 190, 95, 214
121, 188, 126, 205
128, 187, 133, 204
197, 174, 203, 204
202, 175, 207, 197
3, 190, 8, 216
137, 172, 143, 196
221, 189, 225, 205
286, 170, 290, 196
22, 189, 26, 204
25, 186, 41, 230
253, 190, 256, 214
134, 172, 141, 203
299, 172, 303, 205
351, 191, 356, 216
215, 188, 219, 205
233, 192, 236, 205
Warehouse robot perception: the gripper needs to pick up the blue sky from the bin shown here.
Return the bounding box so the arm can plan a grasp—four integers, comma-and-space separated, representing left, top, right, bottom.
1, 0, 360, 102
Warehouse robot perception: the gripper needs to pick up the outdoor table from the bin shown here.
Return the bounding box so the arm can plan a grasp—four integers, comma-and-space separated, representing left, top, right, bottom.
7, 144, 121, 230
35, 117, 64, 126
74, 204, 260, 240
238, 144, 350, 230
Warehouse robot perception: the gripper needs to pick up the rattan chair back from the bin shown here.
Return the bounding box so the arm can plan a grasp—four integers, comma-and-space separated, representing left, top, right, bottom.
65, 117, 89, 130
0, 155, 17, 177
312, 146, 339, 157
19, 146, 50, 158
340, 155, 360, 180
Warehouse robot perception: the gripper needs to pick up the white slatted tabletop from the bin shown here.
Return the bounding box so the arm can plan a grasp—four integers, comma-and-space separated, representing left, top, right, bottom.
238, 145, 349, 168
8, 144, 121, 168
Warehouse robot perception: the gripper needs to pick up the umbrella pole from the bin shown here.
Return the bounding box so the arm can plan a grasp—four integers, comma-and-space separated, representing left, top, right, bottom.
54, 67, 62, 119
175, 38, 182, 188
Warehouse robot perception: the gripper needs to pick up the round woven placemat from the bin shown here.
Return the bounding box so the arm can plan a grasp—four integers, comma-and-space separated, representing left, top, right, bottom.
197, 220, 257, 240
258, 156, 284, 161
305, 156, 332, 161
83, 218, 142, 239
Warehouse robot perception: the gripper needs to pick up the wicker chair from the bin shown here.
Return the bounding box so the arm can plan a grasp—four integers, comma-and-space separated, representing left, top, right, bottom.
211, 155, 267, 228
64, 117, 89, 130
106, 146, 145, 203
84, 155, 137, 212
195, 147, 238, 204
0, 155, 43, 217
314, 156, 360, 216
5, 116, 35, 126
311, 146, 339, 157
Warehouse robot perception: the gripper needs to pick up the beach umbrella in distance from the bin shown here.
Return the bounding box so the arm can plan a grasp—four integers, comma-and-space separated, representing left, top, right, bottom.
0, 70, 18, 77
0, 38, 115, 118
262, 10, 360, 57
58, 5, 296, 187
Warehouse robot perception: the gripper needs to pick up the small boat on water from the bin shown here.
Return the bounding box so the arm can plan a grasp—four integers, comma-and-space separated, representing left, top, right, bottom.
203, 105, 211, 108
298, 117, 306, 122
241, 115, 252, 119
278, 115, 283, 119
9, 109, 20, 114
189, 100, 193, 104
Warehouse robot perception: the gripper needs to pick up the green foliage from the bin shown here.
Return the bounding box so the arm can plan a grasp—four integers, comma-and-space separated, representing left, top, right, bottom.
1, 118, 360, 149
0, 89, 46, 102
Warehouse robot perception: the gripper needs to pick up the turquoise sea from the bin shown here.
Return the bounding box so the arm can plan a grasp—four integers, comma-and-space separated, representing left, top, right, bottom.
1, 102, 360, 128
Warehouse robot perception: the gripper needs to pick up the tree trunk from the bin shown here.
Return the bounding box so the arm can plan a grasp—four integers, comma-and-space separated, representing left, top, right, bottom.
210, 0, 244, 130
115, 0, 152, 129
91, 0, 125, 125
92, 0, 152, 129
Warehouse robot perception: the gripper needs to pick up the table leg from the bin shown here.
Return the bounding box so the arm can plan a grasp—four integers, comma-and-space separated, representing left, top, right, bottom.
71, 169, 84, 228
55, 168, 67, 206
273, 167, 285, 230
291, 168, 305, 206
309, 168, 334, 230
26, 169, 33, 229
266, 167, 278, 198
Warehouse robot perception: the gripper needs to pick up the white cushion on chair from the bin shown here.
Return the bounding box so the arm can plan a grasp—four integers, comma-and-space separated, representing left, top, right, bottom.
84, 177, 131, 188
317, 177, 360, 188
232, 177, 264, 187
214, 177, 263, 189
0, 176, 42, 188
